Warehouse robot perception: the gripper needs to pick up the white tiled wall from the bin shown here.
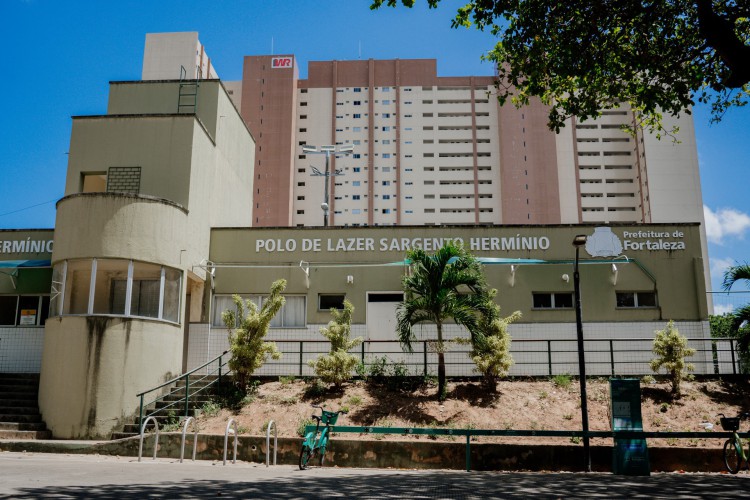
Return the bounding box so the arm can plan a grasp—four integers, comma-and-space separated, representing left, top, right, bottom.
187, 320, 724, 377
0, 327, 45, 373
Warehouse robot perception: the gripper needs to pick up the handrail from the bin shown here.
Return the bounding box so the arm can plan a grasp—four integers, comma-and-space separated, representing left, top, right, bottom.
224, 418, 238, 466
136, 349, 229, 432
266, 420, 277, 467
180, 416, 198, 463
137, 350, 229, 397
138, 416, 160, 462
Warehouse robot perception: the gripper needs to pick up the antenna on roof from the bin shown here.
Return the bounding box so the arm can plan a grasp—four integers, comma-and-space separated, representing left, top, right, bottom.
358, 40, 361, 60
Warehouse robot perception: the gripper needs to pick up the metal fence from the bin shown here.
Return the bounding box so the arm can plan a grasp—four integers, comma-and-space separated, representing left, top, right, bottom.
708, 290, 750, 316
243, 337, 743, 378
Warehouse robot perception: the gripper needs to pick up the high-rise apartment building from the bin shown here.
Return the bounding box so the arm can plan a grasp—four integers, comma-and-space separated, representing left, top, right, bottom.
141, 33, 706, 235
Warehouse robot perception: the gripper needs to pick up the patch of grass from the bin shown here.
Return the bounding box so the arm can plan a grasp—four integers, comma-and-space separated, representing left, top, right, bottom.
551, 373, 572, 389
200, 401, 221, 418
303, 378, 327, 399
297, 418, 314, 437
563, 413, 573, 421
237, 425, 250, 435
279, 376, 296, 385
642, 374, 656, 384
659, 402, 671, 413
539, 390, 548, 399
570, 436, 582, 444
347, 395, 363, 406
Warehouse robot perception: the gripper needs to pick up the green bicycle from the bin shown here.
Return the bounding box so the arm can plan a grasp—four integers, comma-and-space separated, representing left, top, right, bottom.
299, 405, 347, 470
719, 412, 750, 474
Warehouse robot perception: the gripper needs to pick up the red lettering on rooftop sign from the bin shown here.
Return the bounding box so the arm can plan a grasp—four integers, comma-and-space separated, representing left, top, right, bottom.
271, 57, 293, 69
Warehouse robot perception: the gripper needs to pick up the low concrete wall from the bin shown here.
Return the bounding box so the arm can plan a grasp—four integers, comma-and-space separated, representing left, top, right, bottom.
0, 435, 726, 473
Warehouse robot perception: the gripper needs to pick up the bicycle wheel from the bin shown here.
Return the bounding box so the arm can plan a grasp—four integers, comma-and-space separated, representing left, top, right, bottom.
299, 446, 314, 470
723, 439, 741, 474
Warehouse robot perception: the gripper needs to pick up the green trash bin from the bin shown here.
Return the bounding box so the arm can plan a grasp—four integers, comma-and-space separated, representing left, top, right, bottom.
610, 378, 650, 476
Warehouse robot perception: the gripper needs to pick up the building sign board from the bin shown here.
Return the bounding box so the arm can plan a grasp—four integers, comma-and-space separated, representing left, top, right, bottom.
271, 57, 293, 69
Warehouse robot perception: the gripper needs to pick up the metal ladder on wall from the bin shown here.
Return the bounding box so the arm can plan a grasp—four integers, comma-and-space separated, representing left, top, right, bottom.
177, 65, 201, 114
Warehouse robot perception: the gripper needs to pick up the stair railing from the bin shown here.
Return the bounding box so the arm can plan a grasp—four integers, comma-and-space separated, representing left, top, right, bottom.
136, 350, 229, 432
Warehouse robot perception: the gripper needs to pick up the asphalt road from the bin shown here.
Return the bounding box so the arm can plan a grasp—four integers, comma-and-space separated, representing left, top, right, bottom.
0, 452, 748, 499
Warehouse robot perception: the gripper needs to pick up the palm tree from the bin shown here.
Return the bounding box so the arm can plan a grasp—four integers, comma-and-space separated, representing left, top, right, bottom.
397, 242, 491, 401
722, 263, 750, 363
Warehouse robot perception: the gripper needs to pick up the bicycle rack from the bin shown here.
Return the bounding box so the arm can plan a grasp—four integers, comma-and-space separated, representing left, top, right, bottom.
138, 416, 160, 462
266, 420, 278, 467
180, 416, 199, 463
223, 418, 238, 465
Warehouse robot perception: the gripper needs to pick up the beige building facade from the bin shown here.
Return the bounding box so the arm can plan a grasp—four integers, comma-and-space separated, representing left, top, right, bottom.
36, 78, 255, 438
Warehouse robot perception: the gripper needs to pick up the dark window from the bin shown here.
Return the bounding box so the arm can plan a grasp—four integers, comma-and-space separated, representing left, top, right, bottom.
319, 294, 346, 310
0, 296, 17, 325
533, 293, 573, 309
617, 292, 657, 308
368, 293, 404, 302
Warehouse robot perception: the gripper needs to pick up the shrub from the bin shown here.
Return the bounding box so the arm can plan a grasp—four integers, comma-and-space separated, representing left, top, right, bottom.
309, 300, 363, 388
650, 320, 696, 397
223, 280, 286, 393
552, 373, 572, 389
459, 291, 520, 390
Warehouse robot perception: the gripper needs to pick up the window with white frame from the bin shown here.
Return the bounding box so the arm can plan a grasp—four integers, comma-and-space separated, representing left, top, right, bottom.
0, 295, 50, 326
51, 259, 182, 323
212, 295, 306, 328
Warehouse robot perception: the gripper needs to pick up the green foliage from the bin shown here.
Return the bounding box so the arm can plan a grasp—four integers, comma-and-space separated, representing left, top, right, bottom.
297, 418, 314, 437
458, 290, 519, 389
720, 263, 750, 372
398, 241, 492, 401
223, 280, 286, 392
372, 0, 750, 136
279, 376, 296, 385
650, 320, 696, 397
359, 356, 420, 391
309, 300, 363, 388
552, 373, 572, 389
303, 378, 327, 399
348, 395, 363, 406
200, 400, 221, 418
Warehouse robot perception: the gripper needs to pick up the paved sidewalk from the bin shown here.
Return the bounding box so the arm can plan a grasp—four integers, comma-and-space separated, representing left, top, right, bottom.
0, 452, 747, 499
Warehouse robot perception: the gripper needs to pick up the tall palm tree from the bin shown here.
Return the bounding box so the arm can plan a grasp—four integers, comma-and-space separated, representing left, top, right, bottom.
722, 263, 750, 359
397, 242, 491, 401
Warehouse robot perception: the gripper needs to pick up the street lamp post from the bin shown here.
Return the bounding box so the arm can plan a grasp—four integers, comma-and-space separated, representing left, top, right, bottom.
572, 234, 591, 472
302, 144, 353, 227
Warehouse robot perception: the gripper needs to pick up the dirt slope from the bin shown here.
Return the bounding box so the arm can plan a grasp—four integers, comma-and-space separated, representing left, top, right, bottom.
194, 376, 749, 449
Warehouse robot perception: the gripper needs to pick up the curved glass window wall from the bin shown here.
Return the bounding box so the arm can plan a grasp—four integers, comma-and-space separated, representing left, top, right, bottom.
50, 259, 181, 323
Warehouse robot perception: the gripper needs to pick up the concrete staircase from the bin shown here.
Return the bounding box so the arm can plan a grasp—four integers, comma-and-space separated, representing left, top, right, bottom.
0, 373, 51, 440
111, 376, 219, 440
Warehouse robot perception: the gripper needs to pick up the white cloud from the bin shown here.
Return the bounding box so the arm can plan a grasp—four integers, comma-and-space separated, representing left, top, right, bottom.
704, 205, 750, 244
710, 257, 735, 280
713, 304, 734, 315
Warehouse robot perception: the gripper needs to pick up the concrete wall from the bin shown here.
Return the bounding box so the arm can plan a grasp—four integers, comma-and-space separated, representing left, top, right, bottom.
209, 224, 709, 325
38, 317, 182, 439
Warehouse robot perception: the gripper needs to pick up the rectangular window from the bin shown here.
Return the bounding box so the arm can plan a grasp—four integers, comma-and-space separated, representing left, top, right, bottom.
383, 153, 391, 159
383, 113, 391, 119
81, 172, 107, 193
383, 195, 391, 200
352, 195, 361, 200
532, 293, 573, 309
353, 87, 361, 92
383, 100, 391, 105
319, 294, 346, 311
0, 295, 50, 326
616, 292, 657, 308
353, 127, 361, 132
353, 113, 361, 118
382, 126, 390, 132
214, 295, 305, 328
353, 181, 361, 187
382, 181, 391, 186
353, 100, 361, 105
353, 167, 361, 173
